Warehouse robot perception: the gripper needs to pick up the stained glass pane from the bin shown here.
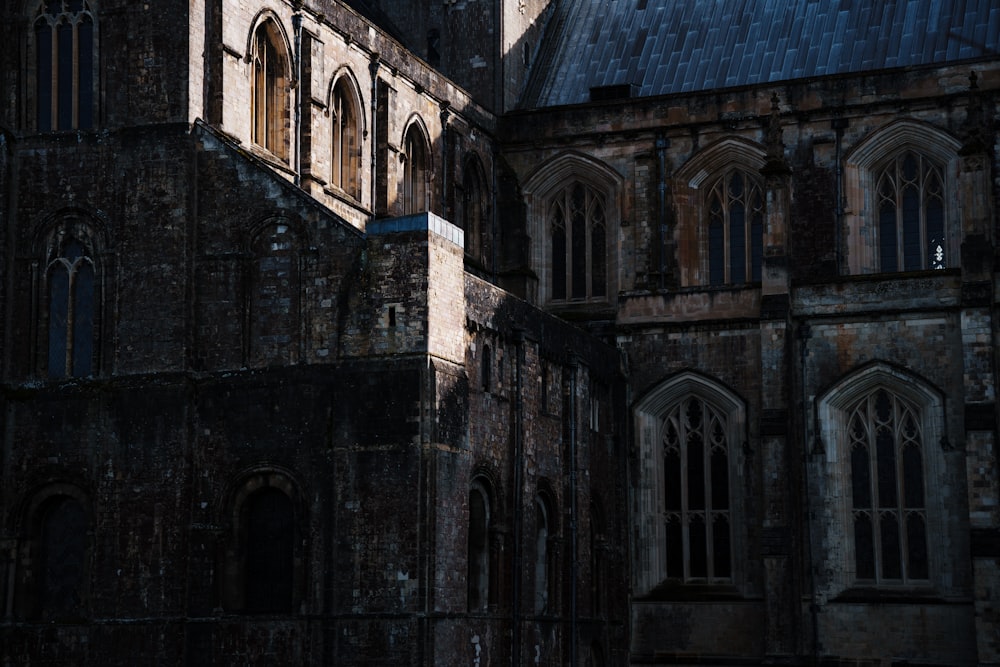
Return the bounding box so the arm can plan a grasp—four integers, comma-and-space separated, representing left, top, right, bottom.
729, 201, 746, 284
880, 513, 902, 579
36, 20, 53, 132
711, 448, 728, 510
49, 264, 69, 377
57, 21, 73, 130
689, 517, 706, 578
665, 518, 683, 578
664, 445, 681, 512
906, 513, 928, 579
552, 223, 566, 300
902, 444, 924, 509
901, 184, 921, 270
713, 515, 730, 578
72, 261, 94, 377
78, 16, 93, 129
851, 444, 872, 509
854, 513, 875, 579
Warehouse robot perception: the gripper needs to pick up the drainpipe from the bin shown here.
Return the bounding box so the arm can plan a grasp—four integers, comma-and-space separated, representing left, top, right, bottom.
832, 116, 848, 275
292, 6, 302, 186
369, 54, 380, 215
440, 102, 450, 221
656, 136, 669, 289
568, 354, 579, 667
511, 329, 525, 667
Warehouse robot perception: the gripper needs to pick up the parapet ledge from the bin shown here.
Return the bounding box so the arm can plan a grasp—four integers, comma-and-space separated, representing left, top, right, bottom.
367, 212, 465, 249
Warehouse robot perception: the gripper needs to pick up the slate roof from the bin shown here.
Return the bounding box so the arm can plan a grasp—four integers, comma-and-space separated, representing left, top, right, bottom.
522, 0, 1000, 108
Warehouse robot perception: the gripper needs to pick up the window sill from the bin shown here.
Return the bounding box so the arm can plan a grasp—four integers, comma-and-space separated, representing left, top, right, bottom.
640, 580, 750, 602
832, 586, 956, 604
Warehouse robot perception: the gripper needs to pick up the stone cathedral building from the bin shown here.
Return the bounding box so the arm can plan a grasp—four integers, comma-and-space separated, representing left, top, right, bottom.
1, 0, 998, 664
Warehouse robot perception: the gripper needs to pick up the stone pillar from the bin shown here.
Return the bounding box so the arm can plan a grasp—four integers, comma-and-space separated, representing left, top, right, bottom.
758, 94, 797, 657
957, 73, 1000, 665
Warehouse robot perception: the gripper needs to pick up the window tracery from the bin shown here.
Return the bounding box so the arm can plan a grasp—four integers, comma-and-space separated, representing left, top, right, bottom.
403, 123, 428, 214
46, 234, 96, 378
250, 19, 289, 160
331, 77, 361, 199
875, 151, 946, 272
32, 0, 95, 131
705, 168, 764, 286
549, 182, 607, 301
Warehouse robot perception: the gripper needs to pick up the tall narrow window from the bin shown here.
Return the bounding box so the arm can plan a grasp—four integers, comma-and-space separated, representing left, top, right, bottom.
38, 496, 88, 619
468, 482, 492, 611
847, 387, 929, 582
331, 78, 361, 199
548, 183, 607, 301
250, 20, 289, 160
463, 157, 489, 267
876, 151, 946, 272
403, 125, 428, 214
250, 223, 299, 366
33, 0, 96, 132
244, 488, 294, 613
534, 497, 551, 614
47, 237, 95, 378
662, 396, 732, 581
706, 169, 763, 286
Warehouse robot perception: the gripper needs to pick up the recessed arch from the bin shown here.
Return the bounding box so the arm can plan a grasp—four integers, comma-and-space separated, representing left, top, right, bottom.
247, 14, 292, 160
632, 371, 748, 595
522, 152, 623, 307
327, 68, 365, 200
673, 138, 767, 287
842, 119, 962, 275
814, 361, 949, 594
401, 116, 431, 215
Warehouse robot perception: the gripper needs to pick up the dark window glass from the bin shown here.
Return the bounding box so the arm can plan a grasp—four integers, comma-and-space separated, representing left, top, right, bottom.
57, 21, 73, 130
72, 261, 94, 377
40, 497, 87, 618
35, 19, 53, 132
245, 488, 294, 613
713, 515, 731, 578
880, 513, 902, 579
552, 213, 567, 300
688, 517, 706, 578
48, 263, 69, 378
854, 513, 875, 579
906, 513, 928, 580
851, 445, 872, 508
665, 518, 683, 578
571, 185, 587, 299
78, 16, 94, 128
708, 196, 724, 285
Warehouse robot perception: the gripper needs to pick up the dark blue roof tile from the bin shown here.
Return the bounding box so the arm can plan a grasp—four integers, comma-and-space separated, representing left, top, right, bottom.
524, 0, 999, 108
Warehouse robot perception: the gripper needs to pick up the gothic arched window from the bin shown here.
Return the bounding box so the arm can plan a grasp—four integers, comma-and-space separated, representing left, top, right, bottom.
549, 182, 607, 301
403, 124, 428, 214
468, 479, 494, 611
250, 19, 289, 160
331, 77, 361, 199
632, 373, 746, 595
875, 151, 946, 272
846, 387, 929, 582
32, 0, 96, 132
706, 168, 763, 286
462, 156, 489, 267
47, 235, 96, 378
661, 395, 732, 581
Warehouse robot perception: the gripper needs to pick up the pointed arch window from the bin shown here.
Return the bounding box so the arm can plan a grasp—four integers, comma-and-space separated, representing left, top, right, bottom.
706, 168, 763, 286
549, 182, 607, 301
32, 0, 96, 132
403, 125, 428, 214
462, 157, 489, 267
47, 236, 96, 378
331, 77, 361, 199
876, 151, 946, 272
847, 387, 929, 582
468, 480, 495, 611
662, 396, 732, 581
250, 20, 289, 160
